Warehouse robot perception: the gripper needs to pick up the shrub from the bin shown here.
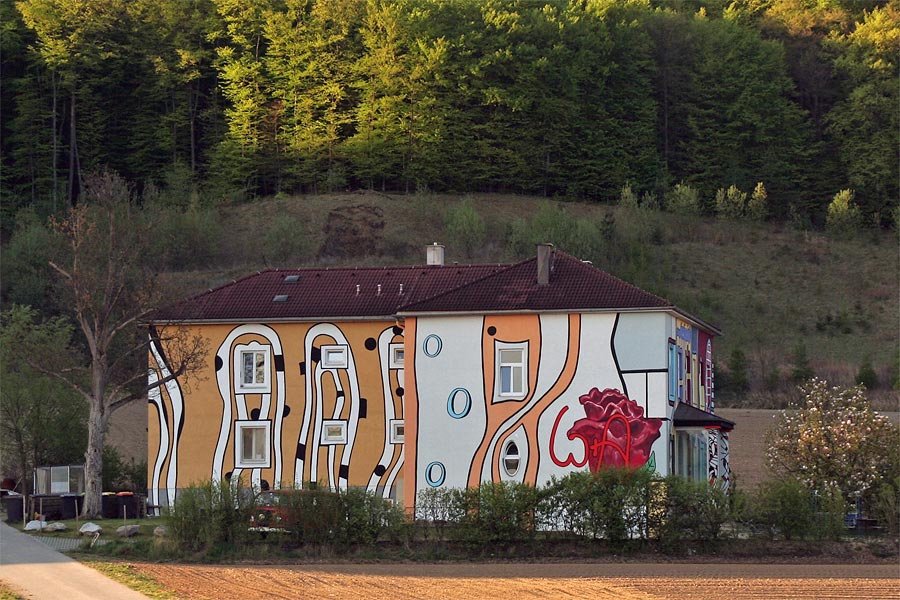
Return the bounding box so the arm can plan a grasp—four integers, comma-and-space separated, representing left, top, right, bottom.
665, 183, 702, 215
873, 477, 900, 535
263, 214, 314, 265
747, 182, 768, 221
751, 478, 814, 540
451, 481, 541, 544
546, 469, 653, 543
826, 189, 862, 237
445, 196, 486, 258
856, 356, 878, 390
619, 184, 639, 210
277, 487, 344, 545
166, 479, 256, 553
789, 342, 814, 383
714, 185, 747, 219
415, 487, 460, 540
654, 476, 730, 548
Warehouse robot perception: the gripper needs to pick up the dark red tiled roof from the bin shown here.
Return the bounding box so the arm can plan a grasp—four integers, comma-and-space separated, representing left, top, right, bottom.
152, 264, 504, 322
152, 250, 716, 333
398, 252, 673, 314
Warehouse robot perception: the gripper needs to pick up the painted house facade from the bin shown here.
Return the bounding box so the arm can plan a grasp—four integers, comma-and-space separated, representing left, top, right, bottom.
148, 245, 732, 513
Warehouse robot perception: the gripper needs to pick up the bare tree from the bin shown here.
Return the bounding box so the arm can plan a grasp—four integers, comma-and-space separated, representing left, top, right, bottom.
19, 170, 209, 517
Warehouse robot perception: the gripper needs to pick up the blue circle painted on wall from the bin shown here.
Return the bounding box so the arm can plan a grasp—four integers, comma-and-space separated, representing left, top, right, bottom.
447, 387, 471, 419
422, 334, 442, 357
425, 461, 446, 487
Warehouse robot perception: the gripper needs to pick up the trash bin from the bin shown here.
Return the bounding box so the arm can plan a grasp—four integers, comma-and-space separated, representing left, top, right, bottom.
60, 494, 83, 519
3, 495, 24, 523
101, 493, 118, 518
116, 492, 137, 519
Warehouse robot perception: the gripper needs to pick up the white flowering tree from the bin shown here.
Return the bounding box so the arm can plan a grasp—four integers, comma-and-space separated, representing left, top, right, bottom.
766, 379, 899, 504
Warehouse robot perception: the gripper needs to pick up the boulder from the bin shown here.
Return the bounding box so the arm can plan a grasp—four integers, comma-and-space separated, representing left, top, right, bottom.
116, 524, 140, 537
24, 520, 47, 532
79, 522, 102, 535
44, 522, 67, 532
153, 525, 168, 537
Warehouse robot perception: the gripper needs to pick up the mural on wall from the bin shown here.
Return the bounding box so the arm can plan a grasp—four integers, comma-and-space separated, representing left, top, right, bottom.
212, 324, 287, 491
408, 312, 671, 507
566, 388, 662, 473
149, 321, 405, 506
148, 332, 185, 511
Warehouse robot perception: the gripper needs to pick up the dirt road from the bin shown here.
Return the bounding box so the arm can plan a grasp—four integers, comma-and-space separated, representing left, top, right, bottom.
134, 562, 900, 600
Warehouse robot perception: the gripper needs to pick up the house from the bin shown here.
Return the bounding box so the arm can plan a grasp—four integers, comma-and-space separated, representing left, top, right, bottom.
147, 244, 732, 514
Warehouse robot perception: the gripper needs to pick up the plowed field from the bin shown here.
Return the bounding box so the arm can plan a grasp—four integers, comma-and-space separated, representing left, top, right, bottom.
134, 562, 900, 600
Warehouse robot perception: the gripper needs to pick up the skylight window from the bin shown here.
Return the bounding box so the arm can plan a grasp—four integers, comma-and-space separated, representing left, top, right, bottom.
283, 275, 300, 283
273, 294, 289, 302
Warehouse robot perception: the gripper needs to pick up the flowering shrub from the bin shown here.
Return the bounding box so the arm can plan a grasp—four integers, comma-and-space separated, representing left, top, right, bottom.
765, 379, 899, 503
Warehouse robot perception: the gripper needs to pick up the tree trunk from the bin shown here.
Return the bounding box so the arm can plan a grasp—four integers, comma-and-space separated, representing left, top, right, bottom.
81, 399, 106, 518
67, 90, 77, 208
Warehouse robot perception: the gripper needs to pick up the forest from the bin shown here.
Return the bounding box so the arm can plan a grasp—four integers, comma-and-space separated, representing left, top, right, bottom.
2, 0, 898, 231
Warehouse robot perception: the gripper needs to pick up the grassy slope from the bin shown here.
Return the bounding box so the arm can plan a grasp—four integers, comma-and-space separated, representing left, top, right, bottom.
164, 192, 899, 408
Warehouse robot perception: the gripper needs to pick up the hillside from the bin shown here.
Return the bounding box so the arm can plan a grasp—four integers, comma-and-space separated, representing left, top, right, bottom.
159, 191, 899, 410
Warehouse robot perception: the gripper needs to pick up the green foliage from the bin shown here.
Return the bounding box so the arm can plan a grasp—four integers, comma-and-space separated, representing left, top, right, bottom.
855, 356, 878, 390
750, 478, 814, 540
0, 209, 63, 313
826, 189, 863, 236
450, 481, 541, 544
747, 182, 768, 221
654, 476, 730, 548
714, 185, 747, 219
148, 206, 223, 270
619, 184, 640, 210
789, 342, 814, 383
334, 487, 408, 546
873, 477, 900, 536
444, 197, 486, 258
101, 446, 147, 493
545, 469, 653, 542
0, 306, 87, 492
262, 214, 314, 266
665, 182, 702, 215
166, 479, 257, 553
720, 348, 750, 396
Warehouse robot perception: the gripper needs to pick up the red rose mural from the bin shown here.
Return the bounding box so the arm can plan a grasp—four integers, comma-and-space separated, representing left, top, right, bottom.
567, 388, 662, 472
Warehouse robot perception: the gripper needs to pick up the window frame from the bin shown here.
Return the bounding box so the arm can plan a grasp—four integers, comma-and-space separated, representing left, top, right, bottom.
389, 419, 405, 444
235, 343, 271, 393
321, 345, 349, 369
501, 439, 521, 477
389, 343, 405, 369
321, 420, 348, 445
496, 342, 528, 400
235, 420, 271, 468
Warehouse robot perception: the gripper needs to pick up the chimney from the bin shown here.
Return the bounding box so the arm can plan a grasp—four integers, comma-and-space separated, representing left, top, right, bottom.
537, 243, 554, 286
426, 242, 445, 266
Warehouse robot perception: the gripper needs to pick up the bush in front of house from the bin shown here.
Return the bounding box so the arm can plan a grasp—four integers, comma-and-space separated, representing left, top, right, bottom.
166, 479, 257, 553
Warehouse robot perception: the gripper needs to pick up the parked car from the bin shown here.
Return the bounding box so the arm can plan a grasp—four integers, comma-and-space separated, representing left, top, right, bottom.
249, 489, 294, 533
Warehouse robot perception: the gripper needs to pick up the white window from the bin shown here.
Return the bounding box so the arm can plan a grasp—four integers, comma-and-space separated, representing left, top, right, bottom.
321, 345, 348, 369
236, 343, 270, 392
235, 421, 271, 468
389, 343, 405, 369
389, 419, 405, 444
502, 440, 520, 476
321, 420, 347, 445
496, 343, 527, 399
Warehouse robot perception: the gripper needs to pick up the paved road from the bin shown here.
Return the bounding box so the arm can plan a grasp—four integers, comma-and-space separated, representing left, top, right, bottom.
0, 521, 148, 599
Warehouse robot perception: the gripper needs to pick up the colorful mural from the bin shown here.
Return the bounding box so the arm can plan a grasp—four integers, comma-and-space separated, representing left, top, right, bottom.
147, 320, 406, 512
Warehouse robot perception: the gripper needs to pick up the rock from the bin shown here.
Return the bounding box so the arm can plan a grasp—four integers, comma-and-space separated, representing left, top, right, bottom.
79, 522, 102, 535
116, 524, 140, 537
153, 525, 168, 537
24, 520, 47, 532
44, 522, 67, 532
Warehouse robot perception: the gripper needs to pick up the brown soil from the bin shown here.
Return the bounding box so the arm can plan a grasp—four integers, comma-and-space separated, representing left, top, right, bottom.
133, 562, 900, 599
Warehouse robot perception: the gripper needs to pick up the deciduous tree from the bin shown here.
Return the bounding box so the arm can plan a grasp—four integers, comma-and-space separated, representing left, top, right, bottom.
10, 170, 207, 517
